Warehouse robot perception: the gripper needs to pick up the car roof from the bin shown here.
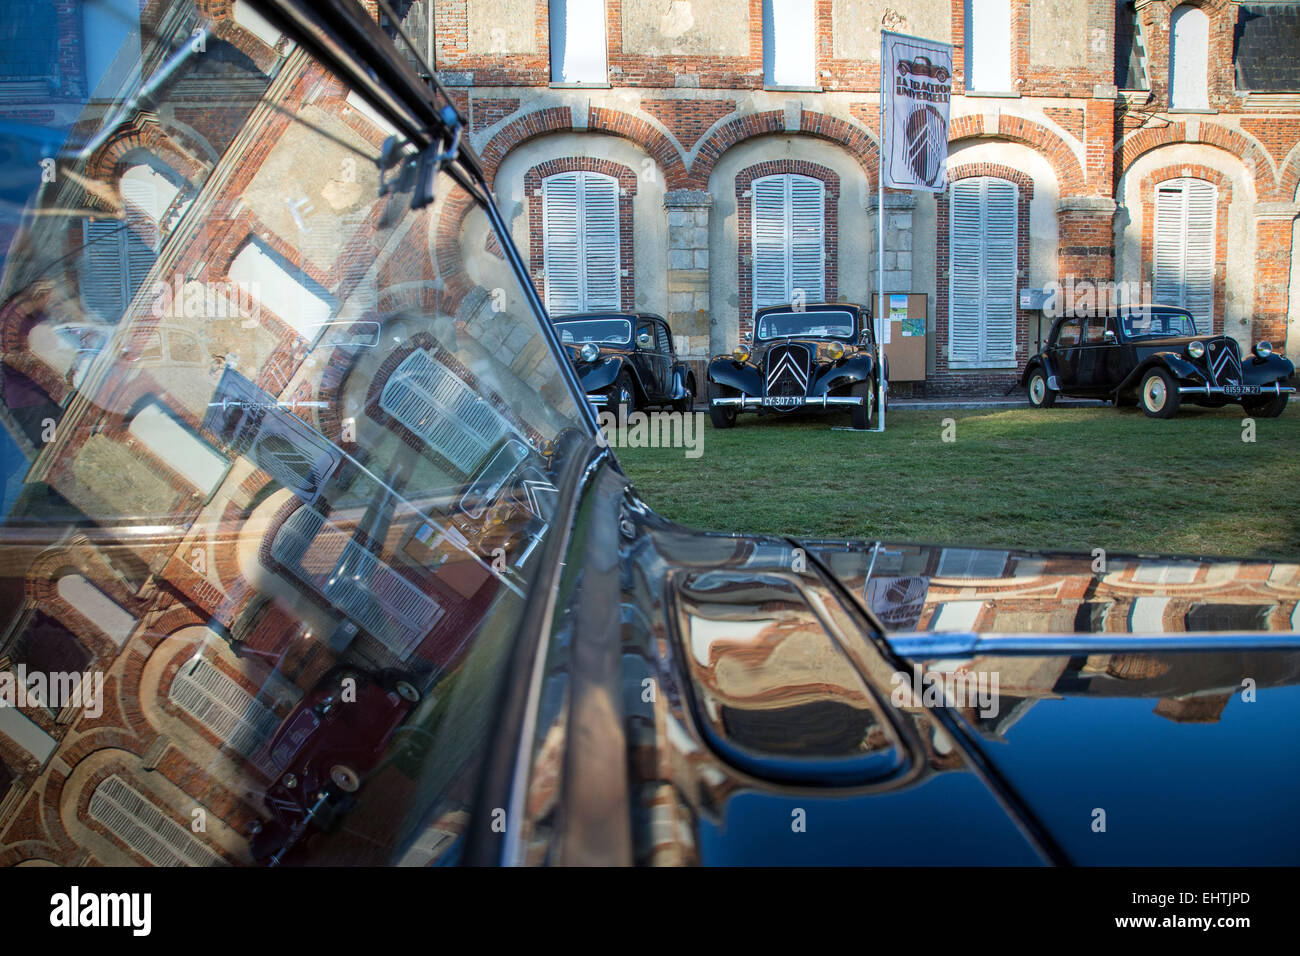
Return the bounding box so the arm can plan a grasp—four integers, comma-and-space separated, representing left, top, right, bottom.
754, 301, 865, 317
552, 312, 666, 323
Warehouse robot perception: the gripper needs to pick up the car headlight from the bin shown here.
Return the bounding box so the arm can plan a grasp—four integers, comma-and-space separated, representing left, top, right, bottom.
1255, 341, 1273, 358
579, 342, 599, 363
1187, 341, 1205, 359
732, 346, 751, 363
826, 342, 845, 361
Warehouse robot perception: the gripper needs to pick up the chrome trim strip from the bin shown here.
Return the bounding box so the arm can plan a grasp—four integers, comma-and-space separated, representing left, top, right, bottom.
587, 394, 608, 406
711, 395, 864, 407
1176, 383, 1294, 396
886, 630, 1300, 658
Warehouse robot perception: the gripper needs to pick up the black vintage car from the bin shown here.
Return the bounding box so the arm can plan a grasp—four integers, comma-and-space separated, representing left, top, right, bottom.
554, 312, 696, 413
1021, 305, 1295, 418
706, 302, 882, 429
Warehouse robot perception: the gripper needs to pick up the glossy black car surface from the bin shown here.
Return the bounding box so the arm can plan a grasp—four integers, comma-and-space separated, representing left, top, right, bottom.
555, 312, 695, 413
1, 0, 1296, 872
1021, 305, 1296, 418
706, 302, 882, 429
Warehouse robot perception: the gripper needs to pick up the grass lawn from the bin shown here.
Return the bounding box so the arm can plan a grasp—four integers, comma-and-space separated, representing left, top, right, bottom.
615, 403, 1300, 559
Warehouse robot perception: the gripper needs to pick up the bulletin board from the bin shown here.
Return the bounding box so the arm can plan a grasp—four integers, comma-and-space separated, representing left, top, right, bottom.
872, 293, 928, 381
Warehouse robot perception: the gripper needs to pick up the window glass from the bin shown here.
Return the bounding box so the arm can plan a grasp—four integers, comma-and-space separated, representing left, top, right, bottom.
1057, 320, 1082, 346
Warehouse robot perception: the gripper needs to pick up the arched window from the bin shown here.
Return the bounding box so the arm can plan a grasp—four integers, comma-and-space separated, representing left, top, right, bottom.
948, 177, 1018, 366
542, 170, 621, 312
1169, 4, 1209, 109
1153, 177, 1216, 328
751, 174, 825, 312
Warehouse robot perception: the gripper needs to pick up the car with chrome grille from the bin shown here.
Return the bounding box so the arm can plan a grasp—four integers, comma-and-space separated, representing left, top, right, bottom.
1021, 305, 1295, 418
555, 312, 695, 413
706, 302, 882, 428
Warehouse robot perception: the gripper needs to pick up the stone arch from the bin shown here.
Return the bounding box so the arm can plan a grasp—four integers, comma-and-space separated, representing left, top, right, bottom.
1117, 120, 1272, 200
950, 113, 1087, 196
690, 110, 879, 190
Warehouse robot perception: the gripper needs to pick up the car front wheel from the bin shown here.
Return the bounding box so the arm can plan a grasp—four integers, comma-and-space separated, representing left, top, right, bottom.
1026, 369, 1056, 408
707, 380, 737, 428
850, 380, 875, 429
1243, 392, 1288, 418
1139, 368, 1180, 419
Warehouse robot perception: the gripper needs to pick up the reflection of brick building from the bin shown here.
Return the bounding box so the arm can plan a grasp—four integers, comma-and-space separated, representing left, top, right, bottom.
408, 0, 1300, 395
0, 1, 559, 866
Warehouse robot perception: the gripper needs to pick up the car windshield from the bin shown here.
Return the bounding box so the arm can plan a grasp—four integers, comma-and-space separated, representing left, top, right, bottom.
555, 318, 632, 345
1120, 309, 1199, 338
0, 0, 590, 867
756, 310, 856, 340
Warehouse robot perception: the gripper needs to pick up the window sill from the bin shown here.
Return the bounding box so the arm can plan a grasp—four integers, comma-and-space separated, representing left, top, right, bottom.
1167, 107, 1217, 114
549, 82, 612, 89
962, 90, 1021, 98
763, 85, 824, 93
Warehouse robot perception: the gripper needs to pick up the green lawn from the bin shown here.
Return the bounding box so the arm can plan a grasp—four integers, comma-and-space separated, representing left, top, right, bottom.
615, 403, 1300, 558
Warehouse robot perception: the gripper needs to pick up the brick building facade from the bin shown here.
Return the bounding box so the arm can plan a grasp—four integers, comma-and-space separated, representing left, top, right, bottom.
421, 0, 1300, 395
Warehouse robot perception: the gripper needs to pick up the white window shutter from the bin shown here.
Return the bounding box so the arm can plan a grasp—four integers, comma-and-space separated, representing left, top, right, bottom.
82, 220, 127, 320
752, 174, 825, 313
948, 177, 1017, 365
983, 179, 1018, 362
581, 173, 620, 310
752, 177, 788, 311
948, 180, 983, 364
789, 175, 825, 302
543, 172, 583, 313
1154, 178, 1215, 329
543, 170, 620, 313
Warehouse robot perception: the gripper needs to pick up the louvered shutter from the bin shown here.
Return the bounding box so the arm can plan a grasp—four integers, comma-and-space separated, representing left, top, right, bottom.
1153, 178, 1215, 329
543, 171, 620, 312
948, 177, 1017, 365
581, 173, 620, 310
752, 174, 825, 313
543, 173, 582, 313
983, 179, 1018, 362
948, 180, 983, 363
789, 175, 825, 302
752, 177, 788, 311
81, 220, 127, 320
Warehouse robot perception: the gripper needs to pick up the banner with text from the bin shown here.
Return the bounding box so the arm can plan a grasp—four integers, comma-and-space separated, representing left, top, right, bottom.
882, 31, 954, 192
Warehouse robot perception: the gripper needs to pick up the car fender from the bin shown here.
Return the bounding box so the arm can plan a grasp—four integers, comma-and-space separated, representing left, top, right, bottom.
811, 353, 876, 396
580, 355, 640, 397
707, 358, 762, 395
1243, 353, 1296, 386
670, 363, 696, 400
1114, 352, 1203, 394
1019, 354, 1056, 388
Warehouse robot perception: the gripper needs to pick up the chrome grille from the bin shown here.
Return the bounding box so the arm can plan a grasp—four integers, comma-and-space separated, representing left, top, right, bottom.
1205, 338, 1243, 387
764, 344, 811, 406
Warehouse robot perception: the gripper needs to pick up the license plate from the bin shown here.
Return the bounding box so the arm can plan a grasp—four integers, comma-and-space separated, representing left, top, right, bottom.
763, 396, 804, 408
1223, 385, 1261, 397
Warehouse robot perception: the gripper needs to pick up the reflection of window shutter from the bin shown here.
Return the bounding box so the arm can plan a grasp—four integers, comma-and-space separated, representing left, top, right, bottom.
542, 171, 620, 312
81, 221, 155, 321
948, 177, 1017, 365
1154, 178, 1215, 328
752, 174, 825, 313
90, 775, 223, 867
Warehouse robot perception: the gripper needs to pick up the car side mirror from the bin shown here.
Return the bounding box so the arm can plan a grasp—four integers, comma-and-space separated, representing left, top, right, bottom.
1103, 329, 1116, 343
636, 332, 653, 348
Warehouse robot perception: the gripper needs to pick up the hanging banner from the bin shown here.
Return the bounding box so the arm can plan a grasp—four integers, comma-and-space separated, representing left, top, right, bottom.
881, 30, 954, 193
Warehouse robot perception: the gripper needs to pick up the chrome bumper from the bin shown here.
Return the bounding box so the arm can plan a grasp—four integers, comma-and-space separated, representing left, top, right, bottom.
1176, 383, 1296, 397
587, 393, 608, 406
711, 395, 864, 408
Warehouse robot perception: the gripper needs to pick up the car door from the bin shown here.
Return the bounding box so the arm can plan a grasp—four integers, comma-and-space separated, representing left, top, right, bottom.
631, 318, 659, 399
1050, 318, 1084, 392
651, 320, 675, 400
1073, 317, 1112, 396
